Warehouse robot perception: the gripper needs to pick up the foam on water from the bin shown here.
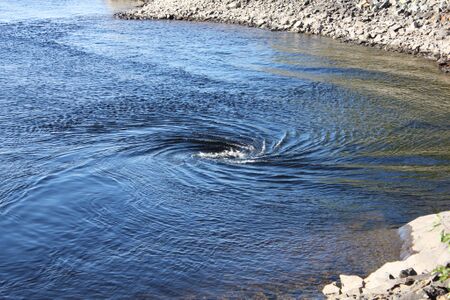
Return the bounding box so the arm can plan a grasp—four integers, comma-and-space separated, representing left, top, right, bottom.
196, 147, 251, 160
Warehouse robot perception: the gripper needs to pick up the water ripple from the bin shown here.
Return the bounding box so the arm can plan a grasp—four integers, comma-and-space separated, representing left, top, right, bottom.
0, 2, 449, 299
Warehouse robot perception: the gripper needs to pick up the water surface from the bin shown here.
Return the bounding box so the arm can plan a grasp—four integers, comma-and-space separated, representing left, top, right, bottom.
0, 0, 449, 298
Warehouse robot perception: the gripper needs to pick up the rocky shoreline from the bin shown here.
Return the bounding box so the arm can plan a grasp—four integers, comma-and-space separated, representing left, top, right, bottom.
116, 0, 450, 72
323, 212, 450, 300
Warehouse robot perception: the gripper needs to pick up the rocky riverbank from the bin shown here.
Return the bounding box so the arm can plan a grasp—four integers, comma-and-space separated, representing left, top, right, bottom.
323, 212, 450, 300
116, 0, 450, 72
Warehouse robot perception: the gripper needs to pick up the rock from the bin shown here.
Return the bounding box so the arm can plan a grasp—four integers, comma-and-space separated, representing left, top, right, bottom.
423, 286, 448, 298
390, 24, 403, 32
226, 2, 240, 9
374, 34, 384, 43
399, 268, 418, 278
255, 19, 266, 27
434, 278, 450, 289
437, 294, 450, 300
280, 17, 291, 25
340, 275, 364, 295
327, 212, 450, 298
401, 289, 431, 300
322, 282, 341, 296
375, 0, 391, 10
436, 28, 448, 40
404, 277, 415, 286
292, 20, 303, 29
396, 283, 415, 294
345, 287, 363, 296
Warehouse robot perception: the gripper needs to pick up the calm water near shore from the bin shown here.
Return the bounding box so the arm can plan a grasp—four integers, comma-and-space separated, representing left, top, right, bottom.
1, 0, 449, 298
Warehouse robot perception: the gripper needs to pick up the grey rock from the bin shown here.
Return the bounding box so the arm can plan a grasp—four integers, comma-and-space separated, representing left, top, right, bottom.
436, 29, 448, 40
423, 286, 448, 298
376, 0, 391, 10
390, 24, 403, 32
412, 21, 421, 28
401, 289, 430, 300
399, 268, 418, 278
433, 278, 450, 288
404, 277, 415, 286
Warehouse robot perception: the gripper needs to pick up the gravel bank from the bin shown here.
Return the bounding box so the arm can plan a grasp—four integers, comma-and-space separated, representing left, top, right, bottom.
323, 211, 450, 299
116, 0, 450, 72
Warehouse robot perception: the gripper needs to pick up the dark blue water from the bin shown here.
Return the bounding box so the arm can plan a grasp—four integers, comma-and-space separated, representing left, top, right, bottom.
1, 0, 450, 298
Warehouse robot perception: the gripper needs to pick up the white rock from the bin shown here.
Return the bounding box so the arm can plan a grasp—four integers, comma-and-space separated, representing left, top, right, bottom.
322, 281, 341, 296
340, 275, 364, 295
226, 2, 240, 9
292, 20, 303, 29
255, 19, 266, 27
365, 211, 450, 290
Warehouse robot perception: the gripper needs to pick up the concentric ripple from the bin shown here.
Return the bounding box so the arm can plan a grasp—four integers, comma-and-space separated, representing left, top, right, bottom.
100, 112, 362, 197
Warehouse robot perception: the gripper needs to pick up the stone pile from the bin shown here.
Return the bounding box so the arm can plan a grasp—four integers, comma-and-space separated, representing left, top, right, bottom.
323, 212, 450, 299
116, 0, 449, 72
323, 269, 449, 299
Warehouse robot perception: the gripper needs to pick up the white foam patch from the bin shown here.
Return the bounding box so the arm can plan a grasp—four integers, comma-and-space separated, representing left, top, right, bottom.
196, 148, 248, 160
195, 144, 259, 161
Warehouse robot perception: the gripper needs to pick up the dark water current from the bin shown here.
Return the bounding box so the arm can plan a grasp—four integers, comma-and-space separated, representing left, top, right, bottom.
1, 0, 449, 298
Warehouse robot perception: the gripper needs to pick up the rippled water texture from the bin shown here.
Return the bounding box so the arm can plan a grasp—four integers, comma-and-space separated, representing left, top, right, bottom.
1, 0, 449, 298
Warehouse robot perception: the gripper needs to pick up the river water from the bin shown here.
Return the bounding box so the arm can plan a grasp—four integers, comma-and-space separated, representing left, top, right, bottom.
1, 0, 449, 298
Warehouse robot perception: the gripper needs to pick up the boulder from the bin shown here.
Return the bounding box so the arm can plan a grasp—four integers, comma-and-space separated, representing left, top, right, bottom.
423, 286, 448, 298
399, 268, 418, 278
322, 282, 341, 296
340, 275, 364, 295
